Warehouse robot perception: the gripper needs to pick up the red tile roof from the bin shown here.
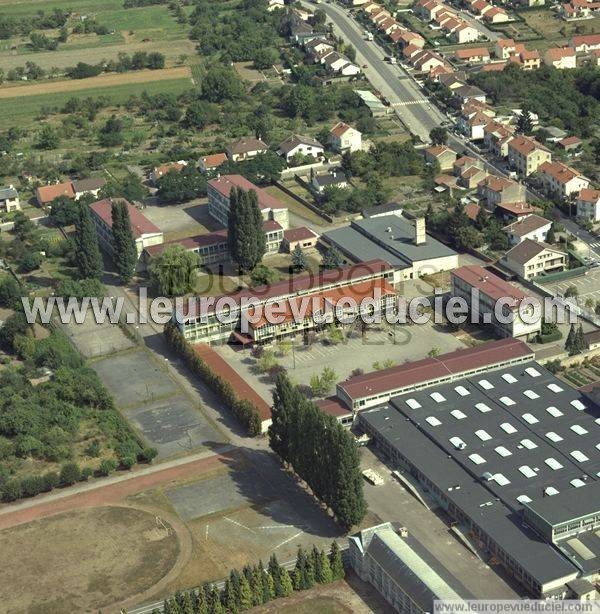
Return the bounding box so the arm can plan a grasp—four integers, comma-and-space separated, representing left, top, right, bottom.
90, 198, 161, 238
283, 226, 318, 243
317, 396, 353, 418
193, 344, 272, 421
578, 187, 600, 202
338, 338, 533, 402
503, 213, 551, 237
451, 264, 529, 307
207, 175, 284, 211
36, 182, 75, 204
177, 259, 394, 320
200, 153, 227, 169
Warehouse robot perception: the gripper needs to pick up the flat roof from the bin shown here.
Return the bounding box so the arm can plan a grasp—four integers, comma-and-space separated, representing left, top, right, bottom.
360, 358, 600, 584
323, 215, 456, 269
524, 481, 600, 526
207, 174, 284, 211
339, 338, 533, 402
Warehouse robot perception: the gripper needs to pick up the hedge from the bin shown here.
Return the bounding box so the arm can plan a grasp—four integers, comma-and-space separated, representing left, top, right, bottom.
537, 331, 562, 344
164, 322, 262, 436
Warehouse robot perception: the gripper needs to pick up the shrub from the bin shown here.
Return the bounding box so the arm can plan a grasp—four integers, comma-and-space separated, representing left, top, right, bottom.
59, 462, 81, 486
98, 459, 117, 476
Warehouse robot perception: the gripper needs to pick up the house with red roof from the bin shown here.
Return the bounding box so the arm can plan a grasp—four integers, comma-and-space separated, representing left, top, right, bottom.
576, 188, 600, 222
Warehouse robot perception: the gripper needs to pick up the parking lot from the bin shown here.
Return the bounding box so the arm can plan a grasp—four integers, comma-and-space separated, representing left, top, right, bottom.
545, 268, 600, 310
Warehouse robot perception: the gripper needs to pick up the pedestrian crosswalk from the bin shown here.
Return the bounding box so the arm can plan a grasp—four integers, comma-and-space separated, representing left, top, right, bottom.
588, 241, 600, 250
392, 99, 429, 106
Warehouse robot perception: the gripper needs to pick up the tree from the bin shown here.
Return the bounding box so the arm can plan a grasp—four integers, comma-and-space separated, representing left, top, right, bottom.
313, 546, 333, 584
228, 188, 266, 271
322, 247, 342, 270
330, 541, 345, 580
238, 573, 253, 610
18, 252, 42, 273
0, 312, 29, 352
250, 264, 278, 287
111, 199, 138, 282
278, 568, 294, 598
59, 462, 81, 486
35, 125, 59, 150
49, 195, 80, 226
253, 47, 278, 69
565, 323, 578, 355
156, 167, 207, 203
223, 579, 238, 613
564, 285, 579, 298
74, 201, 103, 280
429, 126, 448, 145
546, 223, 556, 244
0, 276, 21, 309
150, 245, 199, 295
12, 212, 35, 241
291, 244, 307, 272
516, 109, 534, 135
201, 64, 245, 103
576, 322, 586, 352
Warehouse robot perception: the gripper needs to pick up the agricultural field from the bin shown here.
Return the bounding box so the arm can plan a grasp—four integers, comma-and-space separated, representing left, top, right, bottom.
559, 358, 600, 388
0, 75, 192, 128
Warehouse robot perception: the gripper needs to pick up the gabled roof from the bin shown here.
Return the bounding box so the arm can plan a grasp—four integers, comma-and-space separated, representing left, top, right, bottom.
330, 121, 357, 138
227, 138, 268, 155
478, 174, 518, 192
504, 238, 565, 265
503, 213, 551, 237
508, 135, 549, 156
200, 153, 228, 169
207, 175, 284, 211
283, 226, 319, 243
90, 198, 161, 238
72, 177, 107, 193
36, 182, 75, 204
455, 47, 490, 59
451, 265, 529, 307
578, 187, 600, 202
539, 160, 586, 184
277, 134, 323, 155
0, 186, 18, 200
544, 47, 576, 61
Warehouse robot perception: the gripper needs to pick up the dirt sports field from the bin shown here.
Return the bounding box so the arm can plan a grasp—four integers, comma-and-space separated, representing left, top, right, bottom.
0, 506, 180, 613
0, 66, 192, 99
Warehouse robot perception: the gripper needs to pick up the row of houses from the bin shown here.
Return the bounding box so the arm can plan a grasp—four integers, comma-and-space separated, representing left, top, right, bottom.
35, 177, 107, 207
560, 0, 600, 20
414, 0, 481, 44
462, 0, 510, 24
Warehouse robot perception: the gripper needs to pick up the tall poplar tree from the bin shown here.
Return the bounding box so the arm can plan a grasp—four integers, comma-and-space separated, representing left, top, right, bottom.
228, 187, 266, 272
111, 199, 138, 282
74, 201, 103, 280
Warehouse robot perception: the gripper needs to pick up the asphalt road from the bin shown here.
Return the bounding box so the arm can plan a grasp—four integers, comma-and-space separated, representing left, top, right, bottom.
311, 1, 446, 142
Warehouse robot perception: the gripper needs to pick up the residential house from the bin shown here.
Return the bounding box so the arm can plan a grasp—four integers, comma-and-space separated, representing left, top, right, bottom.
538, 161, 590, 200
494, 38, 517, 59
267, 0, 285, 10
453, 155, 481, 175
501, 239, 567, 280
207, 174, 289, 229
458, 164, 487, 189
454, 47, 491, 63
570, 33, 600, 53
199, 153, 228, 173
282, 226, 319, 252
329, 122, 362, 153
277, 135, 324, 163
36, 181, 75, 207
576, 187, 600, 222
515, 0, 544, 6
518, 49, 541, 70
415, 0, 447, 20
483, 6, 510, 23
0, 185, 20, 213
397, 31, 426, 49
424, 145, 457, 171
558, 136, 582, 152
484, 121, 514, 158
477, 175, 526, 206
90, 198, 164, 262
543, 47, 577, 69
226, 138, 269, 162
321, 50, 361, 76
150, 161, 187, 184
457, 110, 490, 140
450, 23, 480, 44
412, 50, 446, 73
507, 135, 551, 176
72, 177, 106, 200
452, 84, 486, 106
495, 201, 540, 221
311, 169, 348, 193
503, 214, 552, 245
305, 38, 335, 62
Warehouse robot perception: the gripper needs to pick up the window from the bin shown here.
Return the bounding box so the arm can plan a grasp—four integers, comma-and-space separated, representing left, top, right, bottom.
545, 431, 563, 443
570, 425, 588, 436
430, 392, 446, 403
520, 438, 537, 450
571, 478, 586, 488
455, 385, 470, 397
475, 429, 492, 441
544, 486, 560, 496
500, 422, 517, 434
517, 494, 532, 504
523, 390, 539, 400
525, 367, 541, 378
571, 399, 586, 411
479, 379, 494, 390
546, 406, 563, 418
522, 413, 539, 425
519, 465, 536, 478
405, 398, 421, 410
494, 473, 510, 486
570, 450, 589, 462
495, 446, 512, 457
545, 457, 563, 470
426, 416, 442, 427
499, 396, 515, 406
475, 402, 492, 413
547, 383, 563, 393
451, 409, 467, 420
502, 373, 518, 383
469, 453, 486, 465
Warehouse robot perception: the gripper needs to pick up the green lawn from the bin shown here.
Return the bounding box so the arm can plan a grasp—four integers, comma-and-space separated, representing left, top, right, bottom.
0, 0, 123, 17
96, 6, 189, 41
0, 77, 193, 128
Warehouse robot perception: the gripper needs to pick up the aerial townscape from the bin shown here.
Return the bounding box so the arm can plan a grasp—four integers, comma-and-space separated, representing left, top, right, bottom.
2, 0, 600, 612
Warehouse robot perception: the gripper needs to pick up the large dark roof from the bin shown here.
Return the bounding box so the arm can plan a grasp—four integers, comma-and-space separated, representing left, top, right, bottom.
524, 481, 600, 526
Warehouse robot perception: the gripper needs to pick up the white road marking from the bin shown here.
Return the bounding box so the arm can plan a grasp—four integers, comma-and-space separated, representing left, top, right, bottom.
274, 530, 303, 550
224, 517, 256, 534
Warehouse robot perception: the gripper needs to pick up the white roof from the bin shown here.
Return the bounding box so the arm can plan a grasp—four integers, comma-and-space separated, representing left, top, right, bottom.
546, 406, 563, 418
500, 422, 518, 434
451, 409, 467, 420
478, 379, 494, 390
570, 424, 588, 435
522, 413, 539, 425
406, 398, 422, 409
469, 453, 486, 465
519, 465, 536, 478
475, 402, 492, 413
426, 416, 443, 427
495, 446, 512, 457
455, 385, 470, 396
545, 431, 563, 443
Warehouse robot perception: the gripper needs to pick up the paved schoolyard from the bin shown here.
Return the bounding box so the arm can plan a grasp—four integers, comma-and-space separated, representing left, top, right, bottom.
216, 320, 467, 404
142, 200, 221, 240
543, 268, 600, 309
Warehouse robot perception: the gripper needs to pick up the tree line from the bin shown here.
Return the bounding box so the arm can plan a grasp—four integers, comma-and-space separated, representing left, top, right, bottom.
156, 543, 345, 614
269, 373, 366, 532
0, 9, 68, 39
67, 52, 166, 80
164, 322, 263, 436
